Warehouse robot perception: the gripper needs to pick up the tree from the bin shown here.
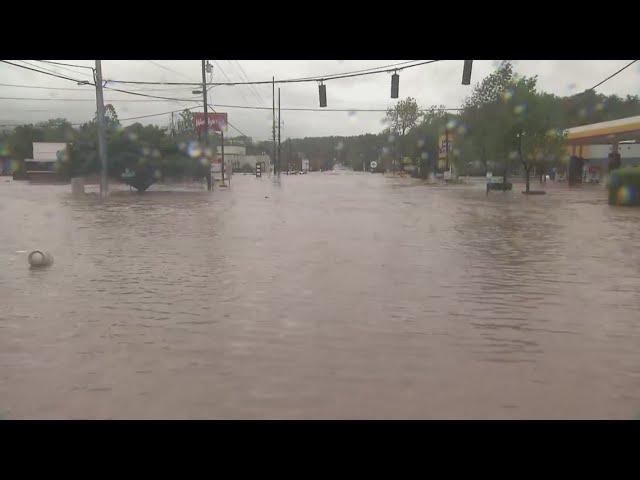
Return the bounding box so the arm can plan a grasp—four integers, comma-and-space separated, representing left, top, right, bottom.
509, 84, 567, 193
36, 118, 75, 143
176, 109, 196, 137
93, 104, 120, 130
403, 105, 449, 178
386, 97, 420, 171
458, 61, 568, 188
6, 125, 43, 161
459, 61, 516, 179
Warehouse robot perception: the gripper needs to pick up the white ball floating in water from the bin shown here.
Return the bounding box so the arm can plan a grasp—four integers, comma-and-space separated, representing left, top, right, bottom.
28, 250, 54, 268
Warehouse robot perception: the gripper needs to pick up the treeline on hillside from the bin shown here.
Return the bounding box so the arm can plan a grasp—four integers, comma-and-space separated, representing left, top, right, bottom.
253, 62, 640, 178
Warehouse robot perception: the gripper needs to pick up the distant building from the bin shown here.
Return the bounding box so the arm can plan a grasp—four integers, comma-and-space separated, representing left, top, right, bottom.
216, 145, 270, 173
564, 116, 640, 181
24, 142, 68, 180
573, 143, 640, 169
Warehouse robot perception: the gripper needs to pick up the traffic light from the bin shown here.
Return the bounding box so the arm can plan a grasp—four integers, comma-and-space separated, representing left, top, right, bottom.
391, 72, 399, 98
462, 60, 473, 85
319, 83, 327, 108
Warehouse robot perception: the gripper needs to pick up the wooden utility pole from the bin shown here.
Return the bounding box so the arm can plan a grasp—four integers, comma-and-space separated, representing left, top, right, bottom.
94, 60, 108, 199
444, 113, 451, 177
272, 77, 276, 175
221, 130, 225, 186
278, 88, 281, 175
202, 60, 211, 191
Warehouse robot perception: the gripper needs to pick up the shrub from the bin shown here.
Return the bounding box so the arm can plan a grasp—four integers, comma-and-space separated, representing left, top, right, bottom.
608, 166, 640, 206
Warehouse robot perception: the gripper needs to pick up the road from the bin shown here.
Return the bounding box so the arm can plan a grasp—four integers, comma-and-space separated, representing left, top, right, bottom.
1, 172, 640, 418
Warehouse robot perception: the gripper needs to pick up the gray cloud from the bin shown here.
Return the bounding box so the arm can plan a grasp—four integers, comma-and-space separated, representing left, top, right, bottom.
1, 60, 638, 139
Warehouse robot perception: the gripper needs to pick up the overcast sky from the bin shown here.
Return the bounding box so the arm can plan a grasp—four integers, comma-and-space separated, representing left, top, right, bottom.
1, 60, 639, 140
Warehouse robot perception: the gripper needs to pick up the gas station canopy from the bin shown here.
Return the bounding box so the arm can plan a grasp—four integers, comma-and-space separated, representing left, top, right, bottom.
565, 115, 640, 145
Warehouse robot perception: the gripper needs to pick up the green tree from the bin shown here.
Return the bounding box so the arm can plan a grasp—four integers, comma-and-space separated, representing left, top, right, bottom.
459, 61, 515, 179
93, 104, 120, 129
403, 105, 449, 178
36, 118, 76, 143
176, 109, 196, 137
386, 97, 420, 171
6, 125, 42, 161
508, 83, 567, 193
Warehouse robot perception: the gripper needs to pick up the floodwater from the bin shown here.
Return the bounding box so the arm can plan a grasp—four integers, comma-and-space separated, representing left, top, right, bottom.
1, 172, 640, 419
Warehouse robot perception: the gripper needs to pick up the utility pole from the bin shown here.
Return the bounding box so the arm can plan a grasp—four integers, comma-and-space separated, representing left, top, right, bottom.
272, 77, 276, 175
202, 60, 211, 191
289, 138, 292, 174
445, 113, 450, 177
278, 88, 281, 176
221, 130, 225, 186
94, 60, 108, 199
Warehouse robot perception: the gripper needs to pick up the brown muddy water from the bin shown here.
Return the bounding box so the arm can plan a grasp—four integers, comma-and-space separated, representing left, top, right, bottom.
1, 172, 639, 419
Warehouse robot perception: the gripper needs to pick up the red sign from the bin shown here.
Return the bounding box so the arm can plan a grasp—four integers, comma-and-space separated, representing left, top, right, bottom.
193, 112, 227, 132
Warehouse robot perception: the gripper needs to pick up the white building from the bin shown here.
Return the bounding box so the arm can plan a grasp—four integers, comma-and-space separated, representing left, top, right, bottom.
216, 145, 271, 173
24, 142, 68, 178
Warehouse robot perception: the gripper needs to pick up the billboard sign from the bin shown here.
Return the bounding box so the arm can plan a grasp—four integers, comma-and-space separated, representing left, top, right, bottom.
193, 112, 227, 132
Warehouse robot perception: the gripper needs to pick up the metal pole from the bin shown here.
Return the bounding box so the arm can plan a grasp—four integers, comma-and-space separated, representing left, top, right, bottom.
202, 60, 211, 190
221, 130, 225, 186
272, 77, 276, 175
445, 114, 450, 176
94, 60, 108, 199
278, 88, 281, 176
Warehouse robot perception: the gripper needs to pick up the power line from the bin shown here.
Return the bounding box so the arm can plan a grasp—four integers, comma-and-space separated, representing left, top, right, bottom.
0, 105, 200, 127
105, 60, 442, 86
0, 94, 463, 112
209, 103, 462, 112
0, 61, 204, 104
589, 60, 639, 91
20, 60, 93, 79
0, 60, 87, 83
213, 60, 233, 83
0, 81, 206, 93
215, 60, 251, 105
0, 96, 197, 103
145, 60, 199, 83
232, 60, 266, 105
4, 59, 432, 87
207, 103, 248, 137
35, 60, 95, 71
102, 85, 200, 103
233, 60, 262, 98
0, 82, 96, 91
118, 105, 200, 122
229, 60, 260, 105
288, 60, 421, 82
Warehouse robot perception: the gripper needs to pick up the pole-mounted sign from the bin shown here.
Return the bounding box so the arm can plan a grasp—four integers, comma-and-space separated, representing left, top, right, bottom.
193, 112, 228, 132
